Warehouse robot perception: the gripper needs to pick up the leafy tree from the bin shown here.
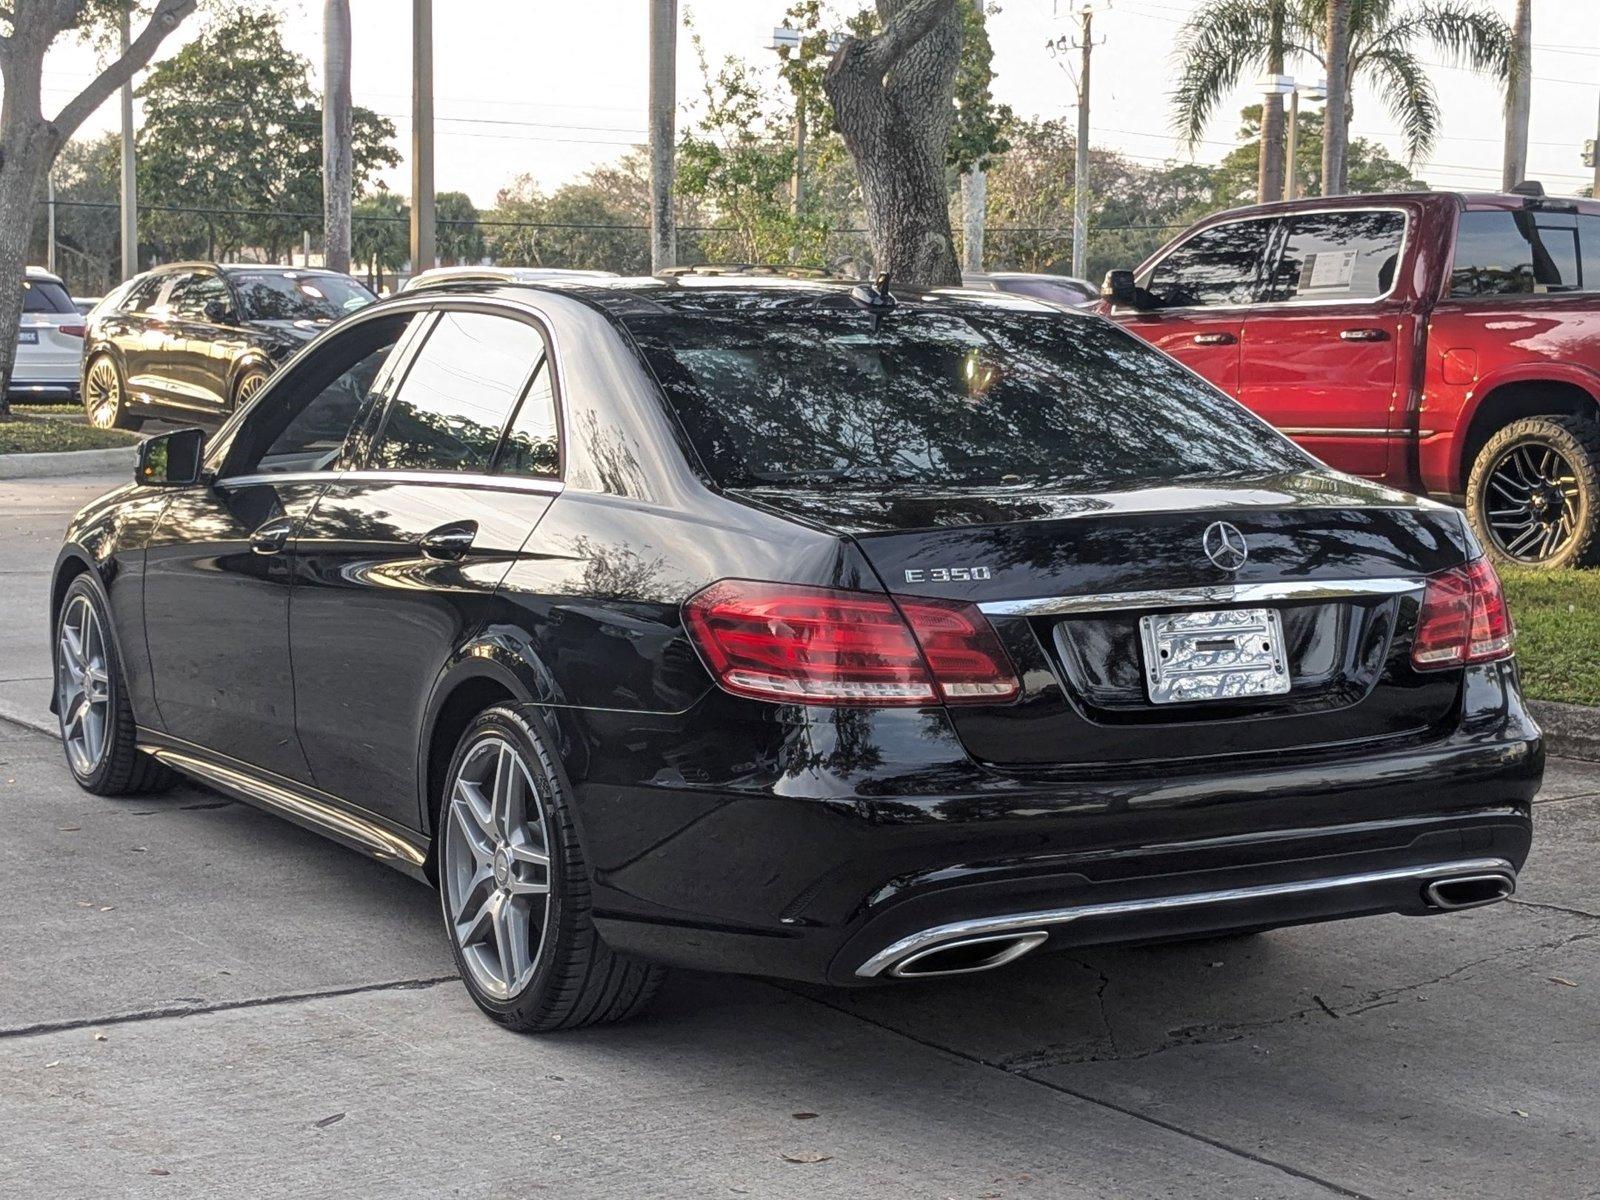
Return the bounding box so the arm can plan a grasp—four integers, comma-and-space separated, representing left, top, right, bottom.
30, 133, 123, 296
948, 0, 1010, 175
136, 9, 398, 262
434, 191, 484, 265
486, 162, 652, 273
1211, 103, 1424, 205
1170, 0, 1511, 191
0, 0, 200, 413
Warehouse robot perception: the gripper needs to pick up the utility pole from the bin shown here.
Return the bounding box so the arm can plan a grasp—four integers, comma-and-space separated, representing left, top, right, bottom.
960, 0, 989, 275
1503, 0, 1532, 189
649, 0, 678, 273
1593, 92, 1600, 195
119, 11, 138, 282
1072, 4, 1095, 280
324, 0, 354, 274
410, 0, 436, 276
46, 174, 56, 275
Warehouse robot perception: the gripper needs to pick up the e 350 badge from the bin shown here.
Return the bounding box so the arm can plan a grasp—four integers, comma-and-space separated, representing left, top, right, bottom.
903, 565, 992, 584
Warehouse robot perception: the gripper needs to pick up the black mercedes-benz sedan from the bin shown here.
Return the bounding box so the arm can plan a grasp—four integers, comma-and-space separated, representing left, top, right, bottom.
49, 276, 1540, 1032
80, 263, 373, 432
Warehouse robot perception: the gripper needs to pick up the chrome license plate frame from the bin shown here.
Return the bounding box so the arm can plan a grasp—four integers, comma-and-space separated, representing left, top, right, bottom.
1138, 607, 1291, 705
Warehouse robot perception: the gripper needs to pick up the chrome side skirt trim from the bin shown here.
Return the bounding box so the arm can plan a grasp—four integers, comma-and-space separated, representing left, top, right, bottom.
145, 744, 429, 876
854, 857, 1515, 978
978, 576, 1427, 618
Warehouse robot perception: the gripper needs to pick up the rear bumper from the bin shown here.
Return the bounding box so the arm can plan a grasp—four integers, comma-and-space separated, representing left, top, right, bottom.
574, 663, 1541, 987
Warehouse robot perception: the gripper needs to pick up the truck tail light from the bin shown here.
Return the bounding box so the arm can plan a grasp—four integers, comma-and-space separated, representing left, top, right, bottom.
1411, 558, 1514, 670
683, 580, 1019, 707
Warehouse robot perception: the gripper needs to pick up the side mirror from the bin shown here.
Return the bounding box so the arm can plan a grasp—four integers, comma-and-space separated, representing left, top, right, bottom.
1101, 269, 1140, 308
203, 298, 233, 324
136, 427, 206, 488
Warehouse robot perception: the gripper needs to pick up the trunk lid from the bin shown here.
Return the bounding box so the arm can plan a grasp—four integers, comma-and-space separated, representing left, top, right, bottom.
728, 470, 1472, 769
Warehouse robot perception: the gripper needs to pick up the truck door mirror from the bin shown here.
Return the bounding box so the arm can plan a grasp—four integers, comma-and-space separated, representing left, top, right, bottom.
1102, 269, 1142, 308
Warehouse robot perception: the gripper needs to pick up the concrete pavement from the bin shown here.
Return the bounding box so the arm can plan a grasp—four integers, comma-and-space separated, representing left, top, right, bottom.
3, 472, 1598, 1199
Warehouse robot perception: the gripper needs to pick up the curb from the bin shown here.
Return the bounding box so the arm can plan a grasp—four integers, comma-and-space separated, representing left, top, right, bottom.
0, 444, 136, 479
1529, 700, 1600, 763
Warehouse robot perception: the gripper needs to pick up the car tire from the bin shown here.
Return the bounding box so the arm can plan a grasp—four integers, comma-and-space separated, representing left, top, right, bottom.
437, 704, 665, 1032
54, 575, 176, 796
1467, 415, 1600, 570
81, 355, 142, 431
232, 368, 270, 409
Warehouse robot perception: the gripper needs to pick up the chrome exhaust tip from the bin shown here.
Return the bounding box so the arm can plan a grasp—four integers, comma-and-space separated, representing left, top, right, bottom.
889, 931, 1049, 979
1422, 871, 1515, 911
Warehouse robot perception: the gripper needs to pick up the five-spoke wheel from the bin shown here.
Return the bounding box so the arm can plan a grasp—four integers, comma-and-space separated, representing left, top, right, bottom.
56, 593, 110, 777
442, 735, 553, 999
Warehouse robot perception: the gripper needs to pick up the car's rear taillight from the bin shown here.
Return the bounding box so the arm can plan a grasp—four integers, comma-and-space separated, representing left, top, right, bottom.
683, 580, 1019, 707
1411, 558, 1514, 671
58, 323, 86, 338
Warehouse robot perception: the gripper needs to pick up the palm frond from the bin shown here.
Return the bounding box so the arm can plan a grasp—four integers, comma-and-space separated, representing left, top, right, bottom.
1360, 44, 1442, 164
1169, 0, 1276, 149
1360, 2, 1512, 81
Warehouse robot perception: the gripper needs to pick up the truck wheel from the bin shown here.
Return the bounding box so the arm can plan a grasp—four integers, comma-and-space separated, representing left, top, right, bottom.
1467, 415, 1600, 569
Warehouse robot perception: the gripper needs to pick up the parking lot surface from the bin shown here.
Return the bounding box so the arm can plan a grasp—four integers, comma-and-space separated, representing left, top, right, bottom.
3, 474, 1597, 1199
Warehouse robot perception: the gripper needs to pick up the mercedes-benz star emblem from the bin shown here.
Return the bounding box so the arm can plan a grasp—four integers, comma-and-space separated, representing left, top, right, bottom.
1203, 520, 1249, 572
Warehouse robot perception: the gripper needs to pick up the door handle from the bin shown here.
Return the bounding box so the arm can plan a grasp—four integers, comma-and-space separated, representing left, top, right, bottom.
420, 520, 478, 560
1191, 332, 1237, 346
1340, 328, 1389, 342
250, 515, 295, 555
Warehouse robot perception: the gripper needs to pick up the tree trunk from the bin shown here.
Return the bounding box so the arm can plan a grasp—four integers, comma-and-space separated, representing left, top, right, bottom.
825, 0, 963, 288
1258, 2, 1287, 204
1321, 0, 1351, 196
1502, 0, 1532, 191
323, 0, 354, 273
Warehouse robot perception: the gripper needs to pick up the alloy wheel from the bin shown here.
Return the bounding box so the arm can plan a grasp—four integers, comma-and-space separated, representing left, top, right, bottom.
56, 595, 111, 777
84, 359, 121, 429
236, 373, 267, 406
1483, 441, 1581, 563
443, 736, 553, 1000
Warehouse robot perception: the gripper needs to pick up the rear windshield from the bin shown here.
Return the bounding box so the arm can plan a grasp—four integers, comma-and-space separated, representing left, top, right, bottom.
622, 303, 1310, 489
22, 278, 74, 314
233, 272, 374, 322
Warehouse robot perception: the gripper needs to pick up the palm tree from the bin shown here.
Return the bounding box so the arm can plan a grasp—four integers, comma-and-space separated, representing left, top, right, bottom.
323, 0, 354, 273
1172, 0, 1513, 195
1502, 0, 1531, 189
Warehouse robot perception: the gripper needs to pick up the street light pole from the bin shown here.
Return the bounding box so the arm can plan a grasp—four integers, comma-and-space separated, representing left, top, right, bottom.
410, 0, 436, 276
1285, 88, 1300, 201
119, 10, 138, 281
649, 0, 678, 273
1072, 4, 1095, 280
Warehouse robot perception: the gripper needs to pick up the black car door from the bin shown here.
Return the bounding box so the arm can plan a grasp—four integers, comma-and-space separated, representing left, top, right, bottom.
163, 270, 249, 414
118, 272, 181, 405
290, 305, 561, 826
141, 311, 419, 781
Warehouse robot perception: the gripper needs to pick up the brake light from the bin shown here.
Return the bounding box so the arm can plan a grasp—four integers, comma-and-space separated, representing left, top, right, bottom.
58, 323, 86, 338
1410, 558, 1514, 670
683, 580, 1019, 707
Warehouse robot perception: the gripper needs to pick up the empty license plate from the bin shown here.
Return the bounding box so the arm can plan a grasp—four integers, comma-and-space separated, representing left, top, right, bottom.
1138, 607, 1290, 705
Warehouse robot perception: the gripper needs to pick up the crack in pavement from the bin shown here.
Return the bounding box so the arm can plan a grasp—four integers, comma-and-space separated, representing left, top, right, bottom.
0, 975, 458, 1042
789, 987, 1376, 1200
1508, 896, 1600, 921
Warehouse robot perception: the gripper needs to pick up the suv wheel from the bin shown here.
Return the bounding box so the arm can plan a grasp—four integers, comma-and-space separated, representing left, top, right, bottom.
54, 575, 176, 795
233, 368, 269, 408
438, 705, 664, 1031
83, 356, 142, 431
1467, 415, 1600, 569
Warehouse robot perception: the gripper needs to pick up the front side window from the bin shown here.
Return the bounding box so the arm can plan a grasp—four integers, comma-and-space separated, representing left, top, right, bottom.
1449, 209, 1587, 296
624, 300, 1310, 490
368, 310, 546, 473
1263, 210, 1406, 303
120, 276, 168, 314
167, 273, 232, 321
1143, 219, 1274, 309
232, 271, 374, 323
227, 315, 412, 476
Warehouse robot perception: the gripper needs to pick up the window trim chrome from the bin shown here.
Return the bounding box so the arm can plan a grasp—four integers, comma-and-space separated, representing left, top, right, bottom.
977, 576, 1428, 619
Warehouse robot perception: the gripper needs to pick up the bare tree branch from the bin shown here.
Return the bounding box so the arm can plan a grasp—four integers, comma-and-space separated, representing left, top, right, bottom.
50, 0, 196, 141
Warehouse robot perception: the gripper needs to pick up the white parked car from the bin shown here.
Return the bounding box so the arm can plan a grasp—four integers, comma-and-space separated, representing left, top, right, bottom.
11, 267, 85, 401
401, 265, 618, 292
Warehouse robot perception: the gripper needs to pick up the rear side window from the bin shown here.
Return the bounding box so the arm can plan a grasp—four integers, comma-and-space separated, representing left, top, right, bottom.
1263, 210, 1406, 303
1450, 209, 1591, 296
1143, 218, 1273, 308
22, 279, 74, 314
624, 303, 1310, 489
495, 358, 559, 478
369, 310, 545, 473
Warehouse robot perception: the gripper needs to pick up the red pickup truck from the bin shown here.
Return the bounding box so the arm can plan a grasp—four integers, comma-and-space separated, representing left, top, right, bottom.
1102, 189, 1600, 568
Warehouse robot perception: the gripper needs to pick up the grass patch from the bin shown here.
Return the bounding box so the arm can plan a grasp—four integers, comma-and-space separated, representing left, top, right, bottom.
1500, 567, 1600, 707
13, 400, 82, 415
0, 415, 139, 454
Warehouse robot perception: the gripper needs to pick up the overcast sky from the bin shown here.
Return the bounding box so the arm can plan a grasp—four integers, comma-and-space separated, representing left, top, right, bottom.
35, 0, 1600, 209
